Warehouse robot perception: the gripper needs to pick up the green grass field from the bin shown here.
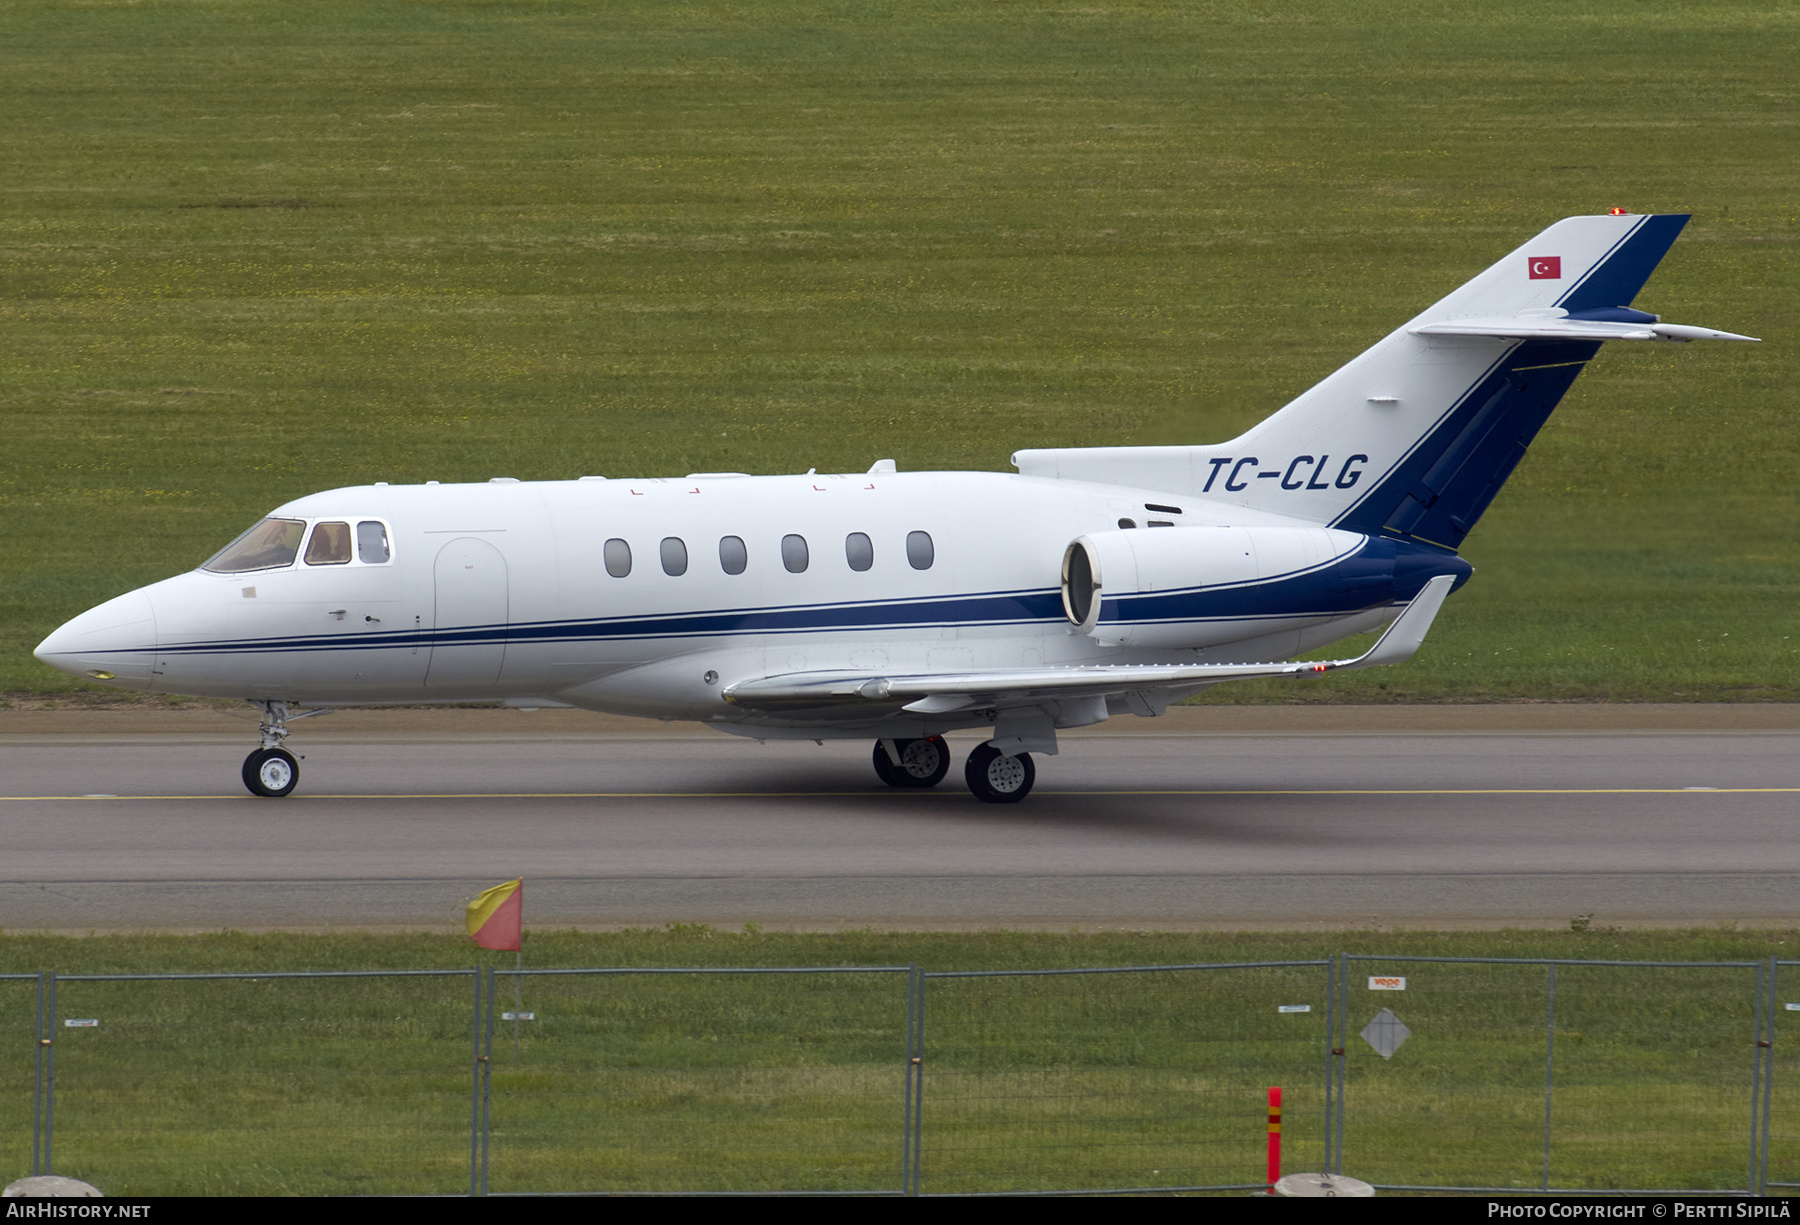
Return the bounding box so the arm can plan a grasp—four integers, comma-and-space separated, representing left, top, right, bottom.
4, 928, 1799, 1195
2, 0, 1796, 700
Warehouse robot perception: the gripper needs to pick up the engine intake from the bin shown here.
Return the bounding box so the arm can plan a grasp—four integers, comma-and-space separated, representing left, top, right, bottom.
1060, 525, 1417, 648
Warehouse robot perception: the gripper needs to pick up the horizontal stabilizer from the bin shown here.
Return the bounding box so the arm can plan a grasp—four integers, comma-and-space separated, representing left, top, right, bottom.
1412, 316, 1759, 343
722, 575, 1456, 713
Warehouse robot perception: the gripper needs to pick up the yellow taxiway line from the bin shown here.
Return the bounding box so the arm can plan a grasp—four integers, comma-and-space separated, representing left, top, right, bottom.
3, 788, 1796, 801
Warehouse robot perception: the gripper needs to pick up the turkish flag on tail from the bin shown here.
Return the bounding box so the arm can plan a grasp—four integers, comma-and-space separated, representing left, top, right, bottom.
1528, 256, 1562, 280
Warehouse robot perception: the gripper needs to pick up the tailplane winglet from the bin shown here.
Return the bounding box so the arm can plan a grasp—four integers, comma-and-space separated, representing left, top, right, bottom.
1330, 573, 1456, 671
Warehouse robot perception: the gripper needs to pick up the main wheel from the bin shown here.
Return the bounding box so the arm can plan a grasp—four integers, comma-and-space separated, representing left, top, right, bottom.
242, 748, 299, 798
964, 743, 1035, 804
872, 736, 951, 788
872, 742, 897, 786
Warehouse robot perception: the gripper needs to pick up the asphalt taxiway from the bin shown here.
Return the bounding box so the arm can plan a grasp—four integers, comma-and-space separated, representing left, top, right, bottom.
2, 704, 1796, 932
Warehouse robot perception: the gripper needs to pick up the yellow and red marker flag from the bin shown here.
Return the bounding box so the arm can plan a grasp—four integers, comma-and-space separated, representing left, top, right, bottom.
466, 878, 523, 952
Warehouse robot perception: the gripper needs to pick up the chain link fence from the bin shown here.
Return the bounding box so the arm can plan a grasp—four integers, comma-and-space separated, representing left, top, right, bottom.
481, 967, 915, 1195
8, 956, 1791, 1195
916, 961, 1330, 1194
1755, 961, 1800, 1193
41, 971, 482, 1196
1339, 956, 1765, 1195
2, 975, 37, 1185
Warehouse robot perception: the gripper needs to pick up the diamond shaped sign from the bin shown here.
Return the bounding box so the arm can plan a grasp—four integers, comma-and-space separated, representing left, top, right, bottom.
1361, 1007, 1410, 1059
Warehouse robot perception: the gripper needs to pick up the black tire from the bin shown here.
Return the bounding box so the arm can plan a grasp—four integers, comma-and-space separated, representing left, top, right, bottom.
243, 748, 299, 798
872, 736, 951, 788
964, 743, 1035, 804
872, 741, 898, 786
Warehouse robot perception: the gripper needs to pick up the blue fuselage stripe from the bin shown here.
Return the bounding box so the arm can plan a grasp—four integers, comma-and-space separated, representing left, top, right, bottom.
116, 539, 1472, 660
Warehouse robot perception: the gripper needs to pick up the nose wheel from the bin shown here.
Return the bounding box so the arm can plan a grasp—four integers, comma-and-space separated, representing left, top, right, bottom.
872, 736, 951, 788
243, 747, 300, 798
965, 743, 1035, 803
240, 699, 327, 797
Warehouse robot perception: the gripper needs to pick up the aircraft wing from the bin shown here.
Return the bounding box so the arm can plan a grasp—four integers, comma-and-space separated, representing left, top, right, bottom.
723, 574, 1456, 713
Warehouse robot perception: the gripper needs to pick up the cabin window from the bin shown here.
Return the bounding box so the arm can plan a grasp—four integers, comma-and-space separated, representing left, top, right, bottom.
357, 521, 390, 564
845, 532, 874, 572
719, 536, 748, 575
660, 537, 689, 576
906, 530, 935, 570
781, 534, 809, 573
1117, 518, 1137, 530
201, 518, 305, 574
604, 538, 632, 578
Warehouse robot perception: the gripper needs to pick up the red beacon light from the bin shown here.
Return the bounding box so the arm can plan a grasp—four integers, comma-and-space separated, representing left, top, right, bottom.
1608, 207, 1630, 216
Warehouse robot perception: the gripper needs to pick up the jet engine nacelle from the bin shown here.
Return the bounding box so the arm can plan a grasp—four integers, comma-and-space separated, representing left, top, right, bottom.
1060, 525, 1386, 647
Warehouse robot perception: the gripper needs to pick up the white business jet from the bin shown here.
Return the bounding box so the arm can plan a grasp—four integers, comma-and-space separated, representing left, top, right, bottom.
35, 213, 1755, 801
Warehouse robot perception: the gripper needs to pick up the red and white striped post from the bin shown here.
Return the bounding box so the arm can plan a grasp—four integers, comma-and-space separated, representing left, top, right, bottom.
1266, 1086, 1282, 1193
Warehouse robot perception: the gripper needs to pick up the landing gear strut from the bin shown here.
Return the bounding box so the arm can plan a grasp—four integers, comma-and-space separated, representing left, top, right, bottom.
965, 743, 1035, 804
241, 700, 328, 798
872, 736, 951, 788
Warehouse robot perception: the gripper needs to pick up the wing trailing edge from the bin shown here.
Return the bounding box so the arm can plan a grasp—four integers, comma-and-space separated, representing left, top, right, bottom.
721, 575, 1455, 713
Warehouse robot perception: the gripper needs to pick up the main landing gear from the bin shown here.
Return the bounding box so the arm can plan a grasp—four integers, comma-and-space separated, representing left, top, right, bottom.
872, 736, 951, 788
241, 700, 329, 798
964, 742, 1035, 804
870, 736, 1037, 803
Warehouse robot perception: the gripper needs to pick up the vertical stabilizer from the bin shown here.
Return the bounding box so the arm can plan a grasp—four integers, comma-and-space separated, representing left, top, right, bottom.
1013, 214, 1693, 549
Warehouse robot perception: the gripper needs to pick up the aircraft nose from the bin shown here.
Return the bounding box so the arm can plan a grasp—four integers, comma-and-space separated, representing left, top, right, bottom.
34, 589, 159, 687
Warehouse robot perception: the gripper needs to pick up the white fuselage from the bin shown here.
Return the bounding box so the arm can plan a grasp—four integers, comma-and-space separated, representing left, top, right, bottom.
38, 469, 1402, 738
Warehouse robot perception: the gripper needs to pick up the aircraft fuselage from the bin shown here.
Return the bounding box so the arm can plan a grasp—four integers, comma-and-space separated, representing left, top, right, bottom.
39, 469, 1458, 737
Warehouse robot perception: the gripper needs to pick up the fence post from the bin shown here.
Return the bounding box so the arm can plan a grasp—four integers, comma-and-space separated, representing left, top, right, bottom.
1322, 957, 1334, 1175
481, 965, 496, 1197
902, 964, 924, 1196
43, 973, 56, 1176
1543, 963, 1556, 1192
32, 971, 46, 1176
1333, 954, 1347, 1175
469, 966, 483, 1196
1766, 957, 1778, 1195
1756, 958, 1774, 1195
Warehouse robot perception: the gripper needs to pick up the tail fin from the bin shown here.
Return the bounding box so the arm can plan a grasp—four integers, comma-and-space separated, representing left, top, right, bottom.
1014, 214, 1750, 550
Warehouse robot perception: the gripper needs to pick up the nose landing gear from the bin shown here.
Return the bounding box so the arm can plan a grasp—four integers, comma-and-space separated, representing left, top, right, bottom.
241, 700, 330, 798
243, 747, 299, 798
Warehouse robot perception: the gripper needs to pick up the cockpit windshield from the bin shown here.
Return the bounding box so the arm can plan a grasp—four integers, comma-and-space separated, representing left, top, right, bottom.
201, 518, 305, 573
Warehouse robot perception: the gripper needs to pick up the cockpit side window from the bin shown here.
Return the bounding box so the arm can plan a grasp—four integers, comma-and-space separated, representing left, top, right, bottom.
202, 518, 305, 573
304, 521, 353, 566
357, 521, 391, 564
